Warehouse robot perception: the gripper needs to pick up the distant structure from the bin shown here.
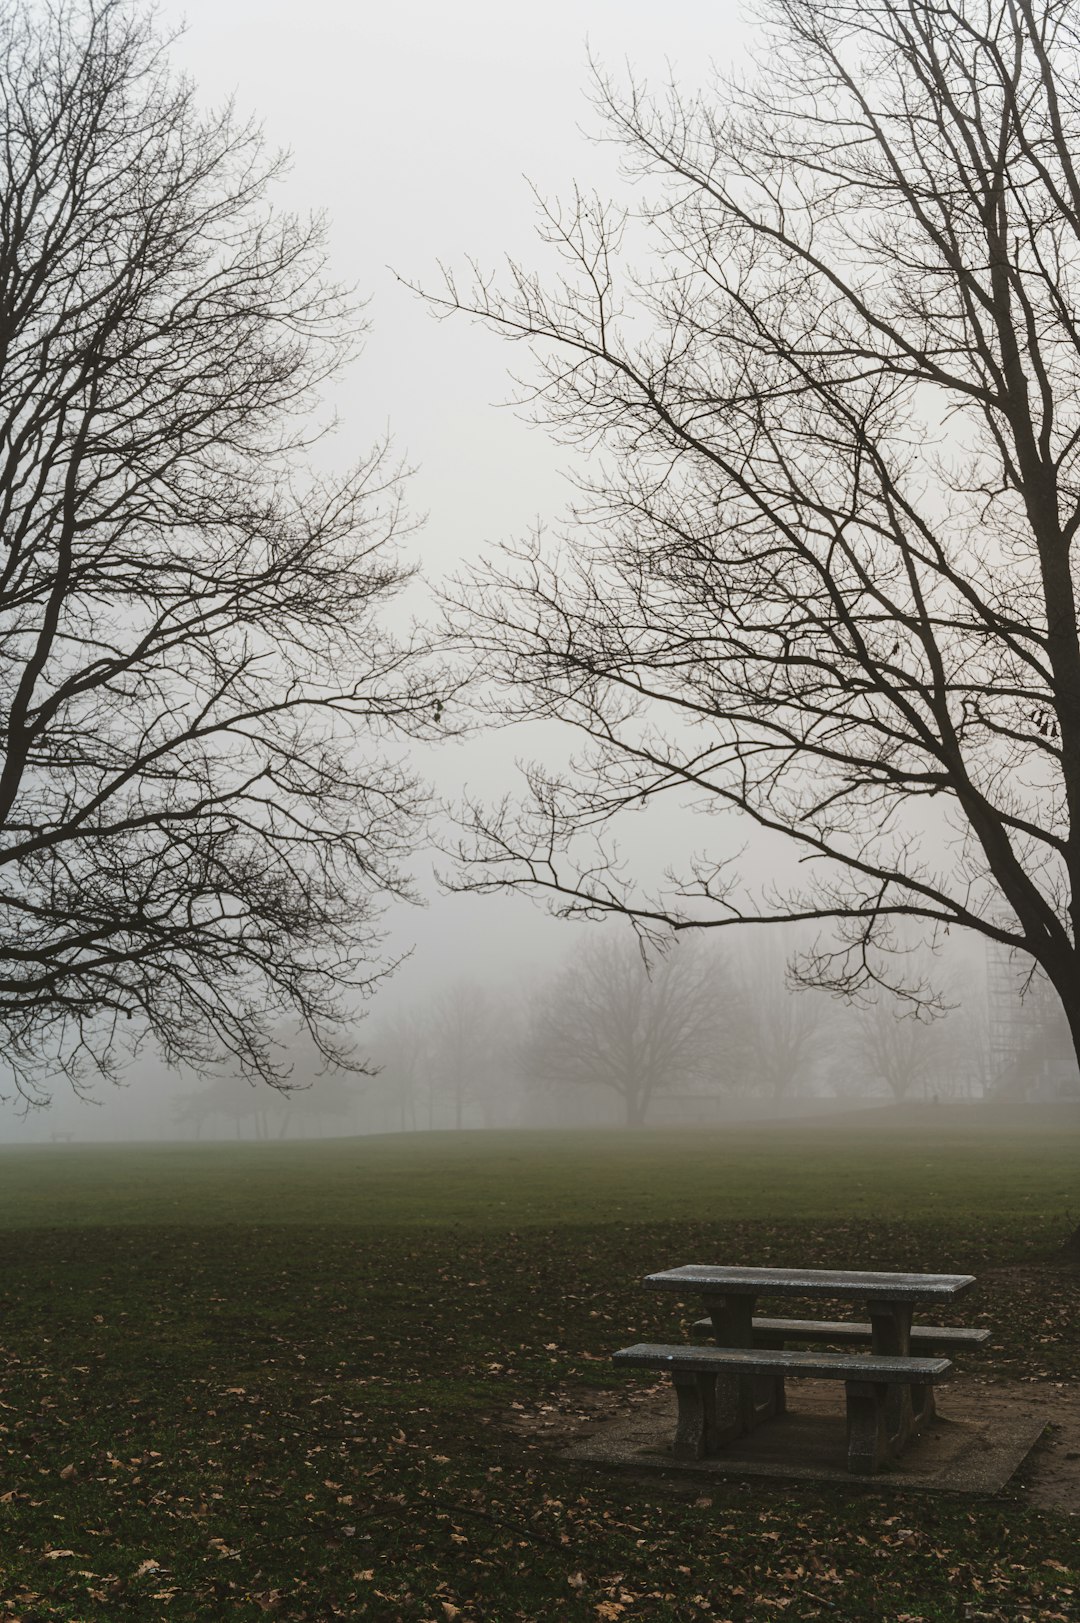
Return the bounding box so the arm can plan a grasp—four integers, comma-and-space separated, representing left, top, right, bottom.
984, 943, 1079, 1098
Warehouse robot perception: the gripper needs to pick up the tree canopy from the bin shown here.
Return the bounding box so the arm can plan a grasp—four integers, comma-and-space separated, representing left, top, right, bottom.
0, 1, 438, 1102
521, 935, 725, 1125
430, 0, 1080, 1059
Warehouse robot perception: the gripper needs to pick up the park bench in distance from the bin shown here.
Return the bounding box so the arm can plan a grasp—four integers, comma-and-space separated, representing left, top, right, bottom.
612, 1342, 952, 1474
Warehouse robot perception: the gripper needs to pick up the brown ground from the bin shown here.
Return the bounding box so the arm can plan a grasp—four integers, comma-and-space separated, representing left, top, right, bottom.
506, 1377, 1080, 1512
996, 1378, 1080, 1511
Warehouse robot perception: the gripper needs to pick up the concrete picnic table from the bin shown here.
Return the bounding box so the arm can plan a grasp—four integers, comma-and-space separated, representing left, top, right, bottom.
643, 1265, 977, 1454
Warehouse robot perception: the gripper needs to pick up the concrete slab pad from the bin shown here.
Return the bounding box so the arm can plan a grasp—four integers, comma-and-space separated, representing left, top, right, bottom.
560, 1379, 1046, 1495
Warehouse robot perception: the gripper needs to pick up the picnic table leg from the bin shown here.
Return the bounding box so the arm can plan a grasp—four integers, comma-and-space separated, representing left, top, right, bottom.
845, 1379, 889, 1474
702, 1294, 781, 1434
866, 1301, 929, 1453
749, 1325, 789, 1417
671, 1370, 719, 1459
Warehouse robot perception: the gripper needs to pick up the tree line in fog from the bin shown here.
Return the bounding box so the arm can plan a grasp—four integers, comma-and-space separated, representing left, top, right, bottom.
173, 933, 1079, 1137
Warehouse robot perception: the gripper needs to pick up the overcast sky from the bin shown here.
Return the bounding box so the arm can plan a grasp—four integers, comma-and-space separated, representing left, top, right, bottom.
160, 0, 750, 558
150, 1, 753, 972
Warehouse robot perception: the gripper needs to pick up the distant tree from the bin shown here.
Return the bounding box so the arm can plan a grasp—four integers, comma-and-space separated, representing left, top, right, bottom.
941, 956, 996, 1100
521, 935, 725, 1126
733, 938, 827, 1100
173, 1073, 274, 1140
174, 1063, 364, 1140
284, 1068, 363, 1136
822, 952, 990, 1100
429, 0, 1080, 1080
368, 1004, 432, 1130
430, 981, 498, 1129
845, 999, 950, 1103
0, 2, 440, 1105
171, 1089, 210, 1141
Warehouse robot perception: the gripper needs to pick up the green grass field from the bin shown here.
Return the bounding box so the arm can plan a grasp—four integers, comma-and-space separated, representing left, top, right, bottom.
0, 1109, 1077, 1621
2, 1105, 1077, 1231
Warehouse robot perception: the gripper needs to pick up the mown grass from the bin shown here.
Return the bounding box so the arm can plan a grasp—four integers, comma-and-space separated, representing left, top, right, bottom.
0, 1109, 1078, 1622
0, 1104, 1076, 1231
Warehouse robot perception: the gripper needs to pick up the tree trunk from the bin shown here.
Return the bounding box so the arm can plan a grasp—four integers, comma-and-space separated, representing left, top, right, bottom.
625, 1088, 648, 1127
1048, 970, 1080, 1257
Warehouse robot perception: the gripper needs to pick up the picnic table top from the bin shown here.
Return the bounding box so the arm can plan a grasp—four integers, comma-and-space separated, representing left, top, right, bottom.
643, 1265, 976, 1302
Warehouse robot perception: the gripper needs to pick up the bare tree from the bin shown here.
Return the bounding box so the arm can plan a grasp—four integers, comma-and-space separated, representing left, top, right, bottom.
426, 0, 1080, 1075
734, 937, 827, 1100
0, 2, 441, 1104
284, 1067, 363, 1137
844, 998, 951, 1103
430, 980, 497, 1129
173, 1072, 276, 1141
368, 1003, 432, 1131
520, 934, 725, 1125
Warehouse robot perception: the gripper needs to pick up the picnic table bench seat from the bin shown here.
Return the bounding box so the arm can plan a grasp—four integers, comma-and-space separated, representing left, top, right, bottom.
613, 1341, 952, 1474
690, 1315, 990, 1352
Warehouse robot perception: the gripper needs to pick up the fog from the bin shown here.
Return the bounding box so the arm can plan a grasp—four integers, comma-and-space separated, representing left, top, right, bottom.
2, 1, 1077, 1140
3, 916, 1075, 1143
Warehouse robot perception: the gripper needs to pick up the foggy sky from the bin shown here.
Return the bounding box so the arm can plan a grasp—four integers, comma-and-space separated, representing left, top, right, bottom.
5, 1, 979, 1136
167, 3, 747, 1081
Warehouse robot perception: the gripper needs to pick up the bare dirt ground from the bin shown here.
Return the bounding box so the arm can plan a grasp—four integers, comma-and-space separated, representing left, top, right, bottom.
507, 1377, 1080, 1511
996, 1379, 1080, 1511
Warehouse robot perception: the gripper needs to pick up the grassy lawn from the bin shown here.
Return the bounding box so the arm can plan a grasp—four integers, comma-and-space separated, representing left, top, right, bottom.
0, 1108, 1077, 1621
